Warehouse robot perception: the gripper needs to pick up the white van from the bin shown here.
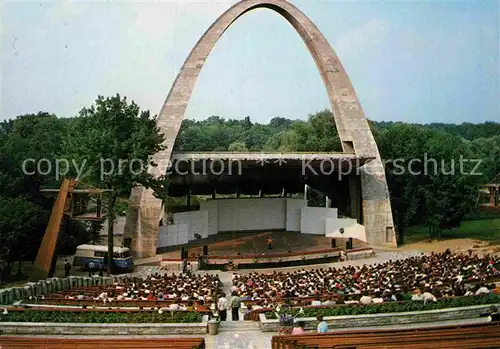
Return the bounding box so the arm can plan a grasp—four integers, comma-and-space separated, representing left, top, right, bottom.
73, 244, 134, 271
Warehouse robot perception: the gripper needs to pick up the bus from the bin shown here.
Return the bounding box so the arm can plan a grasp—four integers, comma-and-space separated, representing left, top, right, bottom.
73, 245, 134, 272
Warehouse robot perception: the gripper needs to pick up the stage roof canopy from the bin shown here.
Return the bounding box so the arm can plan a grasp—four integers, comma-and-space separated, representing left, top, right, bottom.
167, 151, 373, 197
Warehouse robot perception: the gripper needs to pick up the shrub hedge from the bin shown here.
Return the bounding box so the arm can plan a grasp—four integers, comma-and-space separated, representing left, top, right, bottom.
265, 294, 500, 319
0, 310, 203, 323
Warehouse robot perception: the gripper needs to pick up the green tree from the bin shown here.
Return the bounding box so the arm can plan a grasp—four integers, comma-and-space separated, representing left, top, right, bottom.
228, 141, 248, 152
377, 124, 480, 241
470, 135, 500, 182
64, 94, 167, 274
0, 197, 42, 281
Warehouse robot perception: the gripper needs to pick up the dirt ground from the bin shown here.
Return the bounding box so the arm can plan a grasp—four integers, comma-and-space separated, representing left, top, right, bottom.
383, 238, 500, 257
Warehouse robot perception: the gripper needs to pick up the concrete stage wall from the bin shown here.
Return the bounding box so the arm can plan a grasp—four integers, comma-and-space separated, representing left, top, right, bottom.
286, 198, 307, 231
199, 201, 218, 236
156, 198, 365, 249
300, 207, 338, 235
217, 198, 287, 232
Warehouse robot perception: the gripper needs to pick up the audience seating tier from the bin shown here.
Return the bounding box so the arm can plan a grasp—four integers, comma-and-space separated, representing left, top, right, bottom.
232, 252, 499, 302
271, 322, 500, 349
0, 337, 205, 349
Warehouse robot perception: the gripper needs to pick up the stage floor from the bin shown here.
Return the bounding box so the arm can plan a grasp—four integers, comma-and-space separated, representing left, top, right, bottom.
158, 231, 369, 259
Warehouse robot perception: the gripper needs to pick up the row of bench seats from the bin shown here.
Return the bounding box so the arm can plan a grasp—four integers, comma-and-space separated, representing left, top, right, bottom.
271, 322, 500, 349
0, 337, 205, 349
29, 297, 214, 312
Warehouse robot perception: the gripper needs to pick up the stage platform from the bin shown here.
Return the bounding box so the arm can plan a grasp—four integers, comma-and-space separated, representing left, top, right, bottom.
158, 231, 373, 270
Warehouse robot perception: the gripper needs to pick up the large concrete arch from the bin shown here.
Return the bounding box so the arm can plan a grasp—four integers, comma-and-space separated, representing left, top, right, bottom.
125, 0, 396, 258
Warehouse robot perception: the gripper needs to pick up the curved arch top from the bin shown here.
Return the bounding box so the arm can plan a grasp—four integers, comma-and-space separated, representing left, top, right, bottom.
153, 0, 379, 176
126, 0, 396, 258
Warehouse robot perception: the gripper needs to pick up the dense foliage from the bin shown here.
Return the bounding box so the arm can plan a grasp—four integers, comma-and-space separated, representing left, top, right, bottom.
0, 95, 167, 280
0, 102, 498, 280
265, 294, 500, 319
63, 95, 167, 273
0, 310, 202, 323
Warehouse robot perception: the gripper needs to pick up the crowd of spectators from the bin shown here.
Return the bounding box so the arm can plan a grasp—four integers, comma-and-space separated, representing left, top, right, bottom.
66, 272, 222, 306
232, 251, 500, 307
53, 251, 499, 321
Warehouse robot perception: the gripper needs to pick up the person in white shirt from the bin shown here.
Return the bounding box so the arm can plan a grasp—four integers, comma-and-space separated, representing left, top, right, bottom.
217, 293, 228, 321
169, 303, 180, 311
311, 296, 322, 306
360, 293, 373, 304
372, 295, 384, 304
422, 292, 437, 304
475, 285, 490, 295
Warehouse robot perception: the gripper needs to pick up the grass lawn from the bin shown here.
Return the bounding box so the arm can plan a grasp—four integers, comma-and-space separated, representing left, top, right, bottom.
404, 218, 500, 245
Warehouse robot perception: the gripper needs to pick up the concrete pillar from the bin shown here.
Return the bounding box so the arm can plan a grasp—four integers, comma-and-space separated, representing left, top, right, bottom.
29, 282, 40, 297
304, 184, 308, 201
4, 289, 12, 304
6, 289, 15, 304
47, 277, 58, 292
13, 288, 22, 302
24, 286, 32, 299
45, 281, 53, 294
325, 196, 330, 208
0, 289, 8, 304
1, 289, 13, 304
62, 278, 70, 290
130, 202, 163, 258
40, 281, 47, 295
360, 161, 396, 246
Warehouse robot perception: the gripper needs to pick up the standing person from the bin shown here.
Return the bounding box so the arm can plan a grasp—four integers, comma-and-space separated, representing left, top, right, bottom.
267, 237, 273, 250
229, 292, 241, 321
64, 259, 71, 277
316, 315, 328, 333
217, 293, 228, 321
182, 258, 187, 274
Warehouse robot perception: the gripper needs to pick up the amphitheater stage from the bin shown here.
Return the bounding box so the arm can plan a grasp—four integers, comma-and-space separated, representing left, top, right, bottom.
158, 231, 373, 270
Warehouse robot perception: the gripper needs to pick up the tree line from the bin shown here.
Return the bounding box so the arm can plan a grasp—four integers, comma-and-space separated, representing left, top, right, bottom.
0, 96, 498, 280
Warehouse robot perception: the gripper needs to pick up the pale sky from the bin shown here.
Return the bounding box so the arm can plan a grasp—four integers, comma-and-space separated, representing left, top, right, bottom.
2, 0, 499, 124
